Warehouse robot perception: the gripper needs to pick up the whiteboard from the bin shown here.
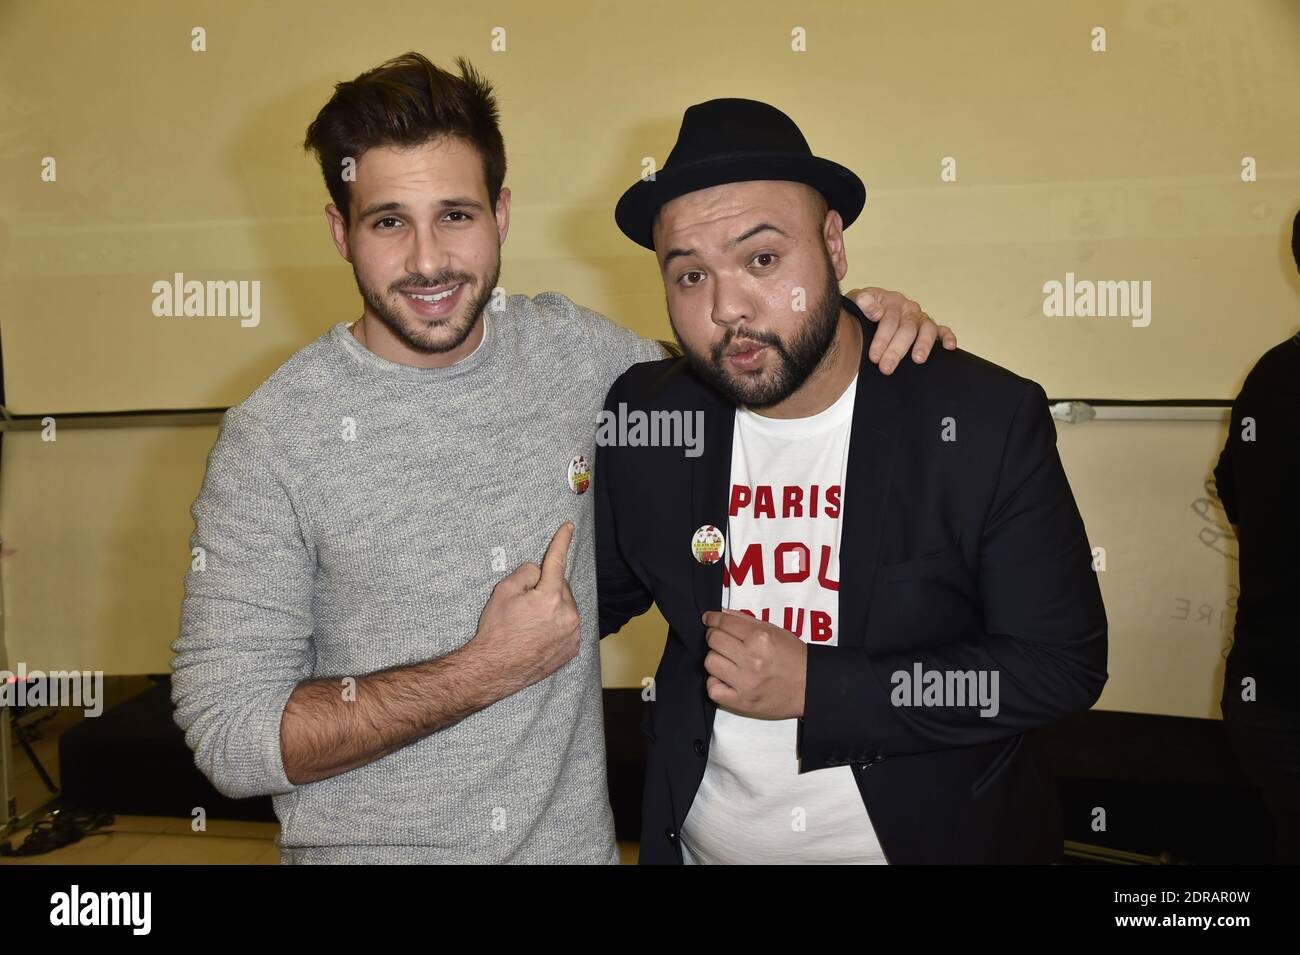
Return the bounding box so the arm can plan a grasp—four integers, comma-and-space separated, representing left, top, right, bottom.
1056, 416, 1237, 719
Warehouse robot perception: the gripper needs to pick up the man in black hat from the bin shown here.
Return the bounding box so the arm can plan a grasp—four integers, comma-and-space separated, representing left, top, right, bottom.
597, 98, 1109, 863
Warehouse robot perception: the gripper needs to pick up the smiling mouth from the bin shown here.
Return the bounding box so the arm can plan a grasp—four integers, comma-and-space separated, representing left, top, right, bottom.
402, 283, 462, 303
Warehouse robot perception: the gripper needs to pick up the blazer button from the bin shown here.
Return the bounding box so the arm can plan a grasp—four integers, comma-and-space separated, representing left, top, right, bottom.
692, 738, 706, 757
665, 828, 678, 844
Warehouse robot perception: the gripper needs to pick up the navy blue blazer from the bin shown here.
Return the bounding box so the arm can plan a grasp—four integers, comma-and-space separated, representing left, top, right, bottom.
595, 296, 1108, 864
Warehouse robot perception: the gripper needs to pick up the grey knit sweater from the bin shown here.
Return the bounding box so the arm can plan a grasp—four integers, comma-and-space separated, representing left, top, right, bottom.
171, 292, 663, 863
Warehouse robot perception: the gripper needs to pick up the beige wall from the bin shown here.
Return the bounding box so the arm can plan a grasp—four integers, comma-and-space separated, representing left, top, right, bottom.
2, 0, 1298, 410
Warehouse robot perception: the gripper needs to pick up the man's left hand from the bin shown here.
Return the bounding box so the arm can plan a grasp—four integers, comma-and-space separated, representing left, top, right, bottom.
702, 609, 807, 720
847, 286, 956, 375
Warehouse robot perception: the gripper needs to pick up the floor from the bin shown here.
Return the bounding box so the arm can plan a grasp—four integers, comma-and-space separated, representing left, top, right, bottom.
2, 695, 640, 864
0, 815, 641, 865
0, 814, 286, 865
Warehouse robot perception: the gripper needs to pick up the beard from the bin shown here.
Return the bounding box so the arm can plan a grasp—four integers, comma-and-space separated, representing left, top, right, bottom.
671, 253, 843, 409
352, 249, 501, 355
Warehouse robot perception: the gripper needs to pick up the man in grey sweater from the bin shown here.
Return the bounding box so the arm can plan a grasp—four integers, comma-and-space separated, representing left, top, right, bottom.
170, 52, 953, 864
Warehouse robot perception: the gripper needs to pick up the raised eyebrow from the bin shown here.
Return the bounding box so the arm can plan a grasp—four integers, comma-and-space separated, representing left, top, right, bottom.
661, 222, 791, 270
731, 222, 791, 246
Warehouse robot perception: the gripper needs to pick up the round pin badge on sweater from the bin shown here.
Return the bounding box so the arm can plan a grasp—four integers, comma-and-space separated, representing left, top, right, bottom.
691, 524, 725, 565
568, 454, 591, 494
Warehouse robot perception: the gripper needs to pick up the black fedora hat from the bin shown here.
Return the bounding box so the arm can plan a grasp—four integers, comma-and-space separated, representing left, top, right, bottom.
614, 98, 867, 251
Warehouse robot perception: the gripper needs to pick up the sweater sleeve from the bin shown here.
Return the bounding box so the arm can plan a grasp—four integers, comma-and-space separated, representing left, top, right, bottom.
532, 291, 666, 395
170, 406, 317, 799
589, 315, 667, 394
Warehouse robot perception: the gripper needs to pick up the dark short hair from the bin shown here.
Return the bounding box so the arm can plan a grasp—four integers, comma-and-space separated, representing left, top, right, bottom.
303, 52, 506, 227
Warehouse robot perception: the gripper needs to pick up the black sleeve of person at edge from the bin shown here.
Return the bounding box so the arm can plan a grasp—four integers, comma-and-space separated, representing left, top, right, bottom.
797, 379, 1109, 771
1212, 334, 1300, 676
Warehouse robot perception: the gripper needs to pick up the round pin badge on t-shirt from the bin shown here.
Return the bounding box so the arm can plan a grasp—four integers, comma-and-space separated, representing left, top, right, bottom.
568, 454, 591, 494
691, 524, 725, 565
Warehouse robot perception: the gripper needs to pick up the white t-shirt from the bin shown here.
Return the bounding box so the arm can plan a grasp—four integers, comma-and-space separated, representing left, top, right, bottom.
679, 373, 888, 864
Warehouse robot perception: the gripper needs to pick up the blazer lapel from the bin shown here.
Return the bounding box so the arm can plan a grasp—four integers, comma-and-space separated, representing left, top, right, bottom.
689, 382, 735, 622
837, 295, 902, 650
